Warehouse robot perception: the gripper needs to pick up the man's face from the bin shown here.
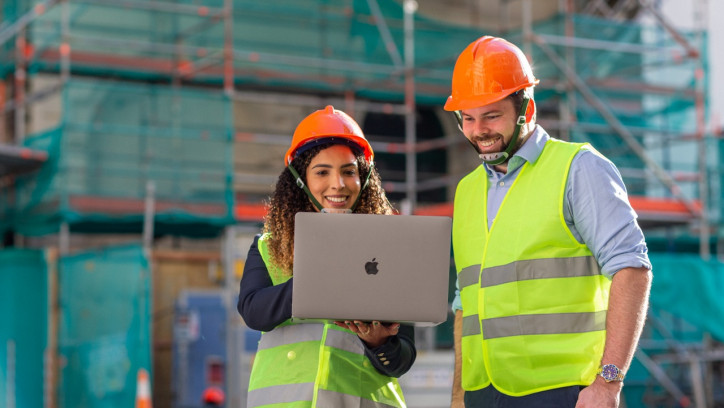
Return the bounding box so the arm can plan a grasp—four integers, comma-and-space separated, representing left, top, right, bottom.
460, 97, 519, 156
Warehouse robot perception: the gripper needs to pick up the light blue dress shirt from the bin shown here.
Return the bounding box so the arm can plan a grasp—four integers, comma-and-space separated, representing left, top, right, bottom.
451, 125, 651, 312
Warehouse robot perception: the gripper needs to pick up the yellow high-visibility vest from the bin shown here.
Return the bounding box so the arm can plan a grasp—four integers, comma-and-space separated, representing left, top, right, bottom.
453, 139, 611, 396
246, 234, 406, 407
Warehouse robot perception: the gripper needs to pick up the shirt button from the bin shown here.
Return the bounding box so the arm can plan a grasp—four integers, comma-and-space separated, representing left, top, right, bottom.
383, 361, 390, 366
377, 353, 385, 357
498, 181, 505, 187
379, 357, 387, 362
287, 351, 296, 360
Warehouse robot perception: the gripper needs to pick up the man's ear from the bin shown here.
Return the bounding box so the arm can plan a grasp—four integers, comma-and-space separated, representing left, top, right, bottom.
525, 99, 536, 123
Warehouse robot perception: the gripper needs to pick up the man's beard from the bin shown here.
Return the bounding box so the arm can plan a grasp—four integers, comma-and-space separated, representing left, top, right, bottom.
468, 132, 526, 163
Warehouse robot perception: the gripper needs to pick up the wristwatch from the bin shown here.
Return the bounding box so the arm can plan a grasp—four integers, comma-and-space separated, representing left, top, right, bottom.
597, 364, 625, 382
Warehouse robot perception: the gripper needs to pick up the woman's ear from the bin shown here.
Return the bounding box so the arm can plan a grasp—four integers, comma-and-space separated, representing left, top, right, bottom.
525, 99, 536, 123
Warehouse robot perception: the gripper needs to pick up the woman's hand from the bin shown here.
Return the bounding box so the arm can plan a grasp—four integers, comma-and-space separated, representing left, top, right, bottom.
334, 320, 400, 348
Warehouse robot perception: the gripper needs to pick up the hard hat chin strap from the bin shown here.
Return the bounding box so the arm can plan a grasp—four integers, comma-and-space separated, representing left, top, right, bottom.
476, 95, 530, 165
287, 164, 324, 211
478, 95, 530, 165
454, 95, 531, 166
287, 162, 375, 213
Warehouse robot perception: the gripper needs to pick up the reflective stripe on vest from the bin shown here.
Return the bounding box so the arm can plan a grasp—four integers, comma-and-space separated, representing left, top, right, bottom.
453, 139, 611, 396
248, 384, 400, 408
257, 323, 364, 356
248, 324, 405, 407
460, 257, 602, 339
458, 264, 481, 289
462, 314, 481, 336
480, 256, 599, 287
482, 310, 607, 339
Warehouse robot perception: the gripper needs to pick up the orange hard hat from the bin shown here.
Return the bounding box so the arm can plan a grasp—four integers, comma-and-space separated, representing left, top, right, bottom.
444, 36, 539, 112
284, 105, 374, 166
202, 386, 225, 405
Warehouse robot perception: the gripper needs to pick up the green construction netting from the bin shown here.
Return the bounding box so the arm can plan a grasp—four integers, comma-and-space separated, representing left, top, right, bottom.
518, 14, 708, 197
647, 252, 724, 341
1, 2, 705, 107
0, 1, 710, 223
58, 243, 151, 408
621, 252, 724, 407
1, 0, 473, 104
0, 249, 48, 408
0, 78, 235, 237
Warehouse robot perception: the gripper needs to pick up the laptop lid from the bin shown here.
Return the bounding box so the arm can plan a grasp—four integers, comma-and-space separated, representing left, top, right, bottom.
291, 212, 452, 324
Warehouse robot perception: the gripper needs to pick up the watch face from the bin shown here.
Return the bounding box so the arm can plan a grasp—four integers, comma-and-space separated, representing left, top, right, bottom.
601, 364, 620, 381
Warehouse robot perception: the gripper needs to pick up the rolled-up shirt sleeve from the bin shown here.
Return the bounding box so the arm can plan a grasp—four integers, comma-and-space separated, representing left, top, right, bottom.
451, 281, 462, 312
565, 149, 651, 278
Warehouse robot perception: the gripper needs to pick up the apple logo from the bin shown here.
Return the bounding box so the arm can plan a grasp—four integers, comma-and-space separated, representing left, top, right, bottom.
365, 258, 379, 275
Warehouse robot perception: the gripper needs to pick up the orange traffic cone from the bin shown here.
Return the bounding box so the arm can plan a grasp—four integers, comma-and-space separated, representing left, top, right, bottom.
135, 368, 152, 408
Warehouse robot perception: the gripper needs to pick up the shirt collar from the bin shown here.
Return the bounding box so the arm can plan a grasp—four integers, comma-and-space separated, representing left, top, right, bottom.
483, 125, 550, 174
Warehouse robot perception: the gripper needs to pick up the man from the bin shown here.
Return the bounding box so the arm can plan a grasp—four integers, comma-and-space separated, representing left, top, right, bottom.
446, 36, 652, 408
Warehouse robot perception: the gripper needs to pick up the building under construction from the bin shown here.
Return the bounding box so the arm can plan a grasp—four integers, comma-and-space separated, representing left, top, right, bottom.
1, 0, 723, 407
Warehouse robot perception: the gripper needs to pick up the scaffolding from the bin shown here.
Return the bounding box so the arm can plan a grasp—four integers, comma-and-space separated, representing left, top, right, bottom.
0, 0, 720, 406
0, 0, 713, 240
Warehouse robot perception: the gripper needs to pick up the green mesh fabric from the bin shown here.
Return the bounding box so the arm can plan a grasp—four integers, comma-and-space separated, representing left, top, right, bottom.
1, 79, 235, 237
507, 14, 707, 197
1, 1, 705, 104
1, 0, 472, 104
57, 244, 151, 408
0, 1, 708, 229
621, 253, 724, 407
647, 253, 724, 341
0, 249, 48, 408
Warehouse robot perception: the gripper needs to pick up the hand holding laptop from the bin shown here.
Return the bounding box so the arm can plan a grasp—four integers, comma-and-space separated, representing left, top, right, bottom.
334, 320, 401, 348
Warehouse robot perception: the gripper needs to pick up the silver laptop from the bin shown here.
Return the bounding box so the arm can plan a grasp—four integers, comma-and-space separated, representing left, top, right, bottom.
291, 212, 452, 325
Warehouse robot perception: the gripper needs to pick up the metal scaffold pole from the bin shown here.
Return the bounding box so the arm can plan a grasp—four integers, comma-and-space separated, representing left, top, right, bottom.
60, 0, 70, 84
403, 0, 417, 215
693, 0, 710, 261
530, 34, 702, 220
14, 21, 28, 145
636, 0, 709, 259
223, 0, 234, 96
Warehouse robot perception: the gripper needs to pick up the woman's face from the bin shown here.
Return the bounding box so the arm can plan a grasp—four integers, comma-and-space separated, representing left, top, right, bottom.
305, 144, 362, 211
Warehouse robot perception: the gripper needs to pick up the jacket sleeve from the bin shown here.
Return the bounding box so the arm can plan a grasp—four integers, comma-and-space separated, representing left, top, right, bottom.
237, 235, 294, 332
364, 324, 417, 378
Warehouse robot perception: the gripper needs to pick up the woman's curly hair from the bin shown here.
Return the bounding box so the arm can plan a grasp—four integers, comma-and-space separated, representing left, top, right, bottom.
263, 143, 395, 277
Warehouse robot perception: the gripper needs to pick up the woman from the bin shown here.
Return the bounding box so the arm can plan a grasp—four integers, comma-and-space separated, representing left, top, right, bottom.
237, 106, 416, 407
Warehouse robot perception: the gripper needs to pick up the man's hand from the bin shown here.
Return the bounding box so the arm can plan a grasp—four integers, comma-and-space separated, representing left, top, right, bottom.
575, 377, 622, 408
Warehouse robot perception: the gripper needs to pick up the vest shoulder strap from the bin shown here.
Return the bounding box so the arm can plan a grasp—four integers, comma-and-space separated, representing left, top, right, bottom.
257, 233, 292, 285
